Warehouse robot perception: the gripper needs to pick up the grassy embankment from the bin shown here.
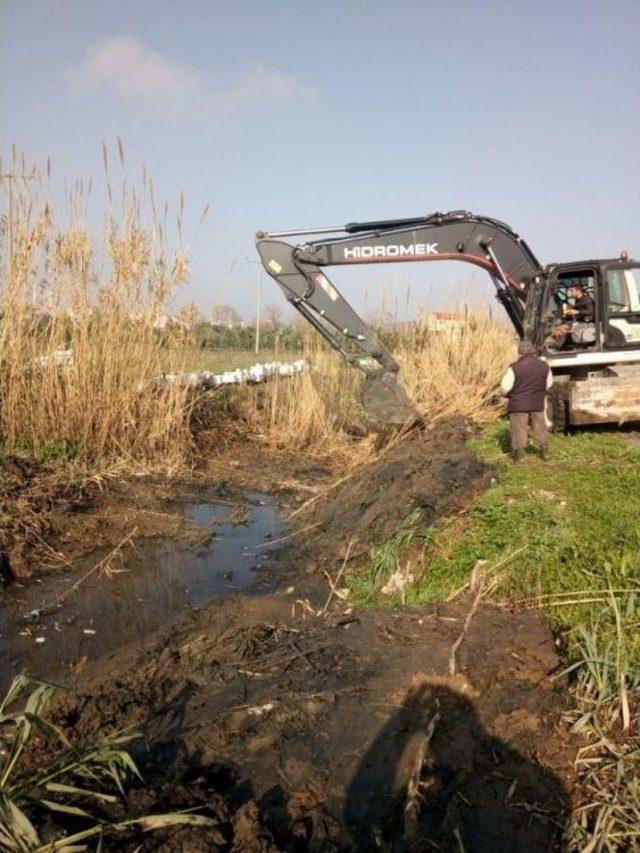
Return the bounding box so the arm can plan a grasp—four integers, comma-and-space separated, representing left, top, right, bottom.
348, 423, 640, 848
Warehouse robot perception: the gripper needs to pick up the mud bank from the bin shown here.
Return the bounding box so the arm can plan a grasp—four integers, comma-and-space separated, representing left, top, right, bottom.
29, 422, 577, 851
54, 593, 574, 851
292, 418, 491, 562
0, 455, 221, 581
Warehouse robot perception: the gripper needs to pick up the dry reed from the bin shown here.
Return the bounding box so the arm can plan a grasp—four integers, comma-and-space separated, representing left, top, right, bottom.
398, 308, 516, 421
1, 147, 515, 471
246, 308, 516, 461
0, 145, 197, 468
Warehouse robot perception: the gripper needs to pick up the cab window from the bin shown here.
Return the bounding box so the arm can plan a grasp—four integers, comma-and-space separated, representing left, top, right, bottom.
605, 267, 640, 346
554, 270, 596, 308
538, 268, 598, 352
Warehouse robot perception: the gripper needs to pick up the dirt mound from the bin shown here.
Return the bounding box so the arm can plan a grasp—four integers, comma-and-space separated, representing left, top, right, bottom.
297, 419, 489, 559
51, 591, 575, 851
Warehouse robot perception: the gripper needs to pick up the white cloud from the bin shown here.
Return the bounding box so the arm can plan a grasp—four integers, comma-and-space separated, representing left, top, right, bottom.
68, 35, 203, 114
213, 63, 314, 115
68, 36, 313, 118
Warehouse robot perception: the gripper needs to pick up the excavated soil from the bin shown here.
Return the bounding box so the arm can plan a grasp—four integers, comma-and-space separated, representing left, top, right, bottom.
7, 422, 578, 850
292, 419, 490, 562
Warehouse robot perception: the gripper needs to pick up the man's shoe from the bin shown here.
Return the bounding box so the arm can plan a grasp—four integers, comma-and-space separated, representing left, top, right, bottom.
540, 445, 550, 461
512, 449, 526, 464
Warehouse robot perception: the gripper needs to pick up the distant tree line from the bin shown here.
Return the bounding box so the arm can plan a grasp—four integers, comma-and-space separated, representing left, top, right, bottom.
189, 321, 305, 352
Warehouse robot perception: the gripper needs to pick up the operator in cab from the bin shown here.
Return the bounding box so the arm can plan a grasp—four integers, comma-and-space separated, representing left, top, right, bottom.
548, 283, 596, 349
563, 283, 595, 322
500, 340, 553, 463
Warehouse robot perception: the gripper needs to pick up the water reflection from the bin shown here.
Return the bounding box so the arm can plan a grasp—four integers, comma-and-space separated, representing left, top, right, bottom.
0, 492, 283, 687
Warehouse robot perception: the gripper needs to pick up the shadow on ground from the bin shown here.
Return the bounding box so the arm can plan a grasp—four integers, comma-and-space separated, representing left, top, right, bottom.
344, 681, 568, 852
114, 678, 569, 851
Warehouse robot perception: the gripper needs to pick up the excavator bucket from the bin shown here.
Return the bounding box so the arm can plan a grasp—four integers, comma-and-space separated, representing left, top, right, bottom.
362, 370, 417, 424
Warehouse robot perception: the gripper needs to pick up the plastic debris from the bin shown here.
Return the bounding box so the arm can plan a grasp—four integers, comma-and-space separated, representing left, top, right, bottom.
148, 359, 310, 391
35, 348, 74, 368
23, 609, 42, 622
247, 702, 275, 717
381, 567, 415, 597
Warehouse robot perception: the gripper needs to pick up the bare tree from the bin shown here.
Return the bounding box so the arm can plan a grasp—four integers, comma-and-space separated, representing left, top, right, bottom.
263, 302, 283, 331
210, 302, 242, 326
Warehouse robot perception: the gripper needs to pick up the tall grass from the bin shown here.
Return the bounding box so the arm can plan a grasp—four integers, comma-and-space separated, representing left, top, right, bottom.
566, 608, 640, 851
397, 309, 515, 422
1, 148, 514, 470
245, 310, 515, 460
247, 334, 368, 456
0, 146, 196, 467
0, 673, 215, 849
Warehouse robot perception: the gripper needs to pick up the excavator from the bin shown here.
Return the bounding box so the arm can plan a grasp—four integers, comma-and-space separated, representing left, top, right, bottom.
255, 211, 640, 430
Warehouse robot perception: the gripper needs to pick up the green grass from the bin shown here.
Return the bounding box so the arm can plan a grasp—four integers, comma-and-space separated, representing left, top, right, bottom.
351, 421, 640, 671
348, 509, 423, 603
1, 437, 82, 465
176, 347, 284, 373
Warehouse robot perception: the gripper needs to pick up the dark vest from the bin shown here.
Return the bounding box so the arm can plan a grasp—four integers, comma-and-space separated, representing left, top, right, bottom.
507, 355, 549, 413
574, 293, 595, 322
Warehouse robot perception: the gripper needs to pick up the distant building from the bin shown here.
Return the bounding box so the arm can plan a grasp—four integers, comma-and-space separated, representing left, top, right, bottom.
420, 311, 469, 333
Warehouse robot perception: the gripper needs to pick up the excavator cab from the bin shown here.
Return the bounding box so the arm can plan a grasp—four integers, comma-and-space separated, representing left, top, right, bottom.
531, 259, 640, 355
526, 258, 640, 430
534, 267, 598, 351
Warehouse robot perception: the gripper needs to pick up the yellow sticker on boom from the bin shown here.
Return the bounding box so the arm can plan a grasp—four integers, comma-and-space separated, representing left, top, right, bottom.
268, 259, 283, 274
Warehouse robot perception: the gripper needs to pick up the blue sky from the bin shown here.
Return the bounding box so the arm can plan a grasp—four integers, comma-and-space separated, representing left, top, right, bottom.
2, 0, 639, 320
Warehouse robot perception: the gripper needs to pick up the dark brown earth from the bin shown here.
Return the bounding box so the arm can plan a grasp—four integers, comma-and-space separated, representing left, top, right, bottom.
0, 456, 258, 580
291, 418, 491, 562
5, 422, 578, 850
52, 592, 575, 852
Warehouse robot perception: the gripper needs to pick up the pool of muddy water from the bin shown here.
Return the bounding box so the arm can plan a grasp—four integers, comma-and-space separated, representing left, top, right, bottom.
0, 491, 284, 689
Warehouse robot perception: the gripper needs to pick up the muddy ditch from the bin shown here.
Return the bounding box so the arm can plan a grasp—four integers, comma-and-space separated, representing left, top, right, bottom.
0, 457, 287, 582
0, 488, 285, 689
3, 421, 579, 850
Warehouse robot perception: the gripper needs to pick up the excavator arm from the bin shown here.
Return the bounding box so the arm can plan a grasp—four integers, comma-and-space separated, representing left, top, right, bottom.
255, 210, 542, 422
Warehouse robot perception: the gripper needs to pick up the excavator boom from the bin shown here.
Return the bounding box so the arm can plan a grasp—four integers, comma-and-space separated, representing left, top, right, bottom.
256, 210, 542, 422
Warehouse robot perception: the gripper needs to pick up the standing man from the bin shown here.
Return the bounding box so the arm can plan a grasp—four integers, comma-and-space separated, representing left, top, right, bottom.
500, 340, 553, 462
